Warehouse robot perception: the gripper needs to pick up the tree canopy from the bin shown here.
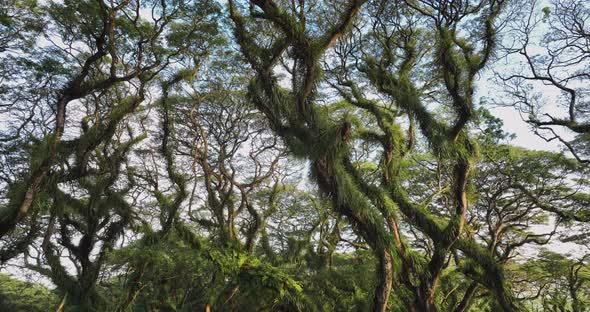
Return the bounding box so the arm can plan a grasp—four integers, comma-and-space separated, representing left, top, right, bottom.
0, 0, 589, 311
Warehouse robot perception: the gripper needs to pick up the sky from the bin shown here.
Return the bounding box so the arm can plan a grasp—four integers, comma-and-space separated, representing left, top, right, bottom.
479, 0, 574, 155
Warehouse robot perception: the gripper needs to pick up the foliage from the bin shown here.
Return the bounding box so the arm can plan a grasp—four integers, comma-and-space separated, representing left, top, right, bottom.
1, 1, 590, 312
0, 273, 59, 311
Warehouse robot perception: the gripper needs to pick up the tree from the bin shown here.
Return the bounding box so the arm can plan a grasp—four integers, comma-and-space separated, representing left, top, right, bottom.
2, 0, 590, 311
515, 250, 590, 311
496, 0, 590, 163
0, 273, 58, 311
228, 0, 522, 310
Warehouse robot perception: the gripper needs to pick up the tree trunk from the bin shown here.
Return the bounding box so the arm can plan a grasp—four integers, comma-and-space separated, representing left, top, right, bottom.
374, 249, 393, 312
